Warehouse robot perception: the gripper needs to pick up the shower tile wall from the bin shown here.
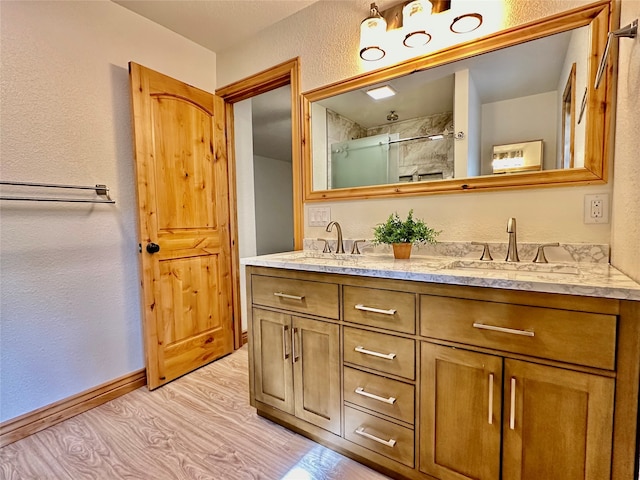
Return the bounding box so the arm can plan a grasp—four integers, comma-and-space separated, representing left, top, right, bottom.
327, 109, 455, 183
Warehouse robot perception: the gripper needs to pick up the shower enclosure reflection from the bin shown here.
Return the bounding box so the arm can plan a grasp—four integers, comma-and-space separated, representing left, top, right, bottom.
308, 22, 590, 192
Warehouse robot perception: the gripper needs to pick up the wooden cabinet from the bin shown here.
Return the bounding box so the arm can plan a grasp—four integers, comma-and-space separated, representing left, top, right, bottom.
420, 344, 502, 480
344, 326, 416, 380
502, 359, 614, 480
344, 405, 415, 467
246, 266, 639, 480
420, 295, 617, 370
342, 284, 418, 469
252, 307, 341, 435
420, 343, 614, 480
344, 367, 415, 424
343, 285, 416, 334
252, 308, 293, 413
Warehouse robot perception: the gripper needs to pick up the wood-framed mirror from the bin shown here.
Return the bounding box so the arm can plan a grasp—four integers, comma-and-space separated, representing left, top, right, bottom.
302, 1, 613, 201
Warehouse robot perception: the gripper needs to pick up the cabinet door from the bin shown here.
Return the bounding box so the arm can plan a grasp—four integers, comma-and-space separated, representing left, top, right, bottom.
292, 316, 341, 435
420, 343, 502, 480
252, 308, 294, 414
502, 359, 614, 480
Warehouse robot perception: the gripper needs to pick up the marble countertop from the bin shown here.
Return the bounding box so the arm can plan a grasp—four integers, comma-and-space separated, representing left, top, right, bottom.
241, 250, 640, 301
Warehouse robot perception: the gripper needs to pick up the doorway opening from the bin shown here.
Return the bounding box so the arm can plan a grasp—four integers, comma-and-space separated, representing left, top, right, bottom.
216, 58, 302, 348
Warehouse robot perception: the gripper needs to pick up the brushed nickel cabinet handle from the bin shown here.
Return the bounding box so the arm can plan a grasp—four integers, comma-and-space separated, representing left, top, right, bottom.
488, 373, 494, 425
355, 427, 397, 447
473, 323, 535, 337
282, 325, 289, 360
355, 387, 396, 405
274, 292, 305, 301
354, 304, 397, 316
354, 346, 396, 360
510, 377, 516, 430
292, 327, 300, 363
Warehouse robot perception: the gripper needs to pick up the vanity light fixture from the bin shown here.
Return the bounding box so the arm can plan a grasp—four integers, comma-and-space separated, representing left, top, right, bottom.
359, 0, 484, 61
359, 3, 388, 61
403, 0, 433, 47
366, 85, 397, 99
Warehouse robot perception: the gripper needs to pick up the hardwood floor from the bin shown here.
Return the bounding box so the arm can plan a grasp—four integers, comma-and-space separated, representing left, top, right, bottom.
0, 346, 390, 480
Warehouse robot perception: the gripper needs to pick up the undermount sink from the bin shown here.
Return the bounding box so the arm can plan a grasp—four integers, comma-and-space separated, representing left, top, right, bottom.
443, 259, 580, 275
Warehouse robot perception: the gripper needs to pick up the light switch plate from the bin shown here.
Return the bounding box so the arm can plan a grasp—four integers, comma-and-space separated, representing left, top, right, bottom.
584, 193, 609, 224
308, 206, 331, 226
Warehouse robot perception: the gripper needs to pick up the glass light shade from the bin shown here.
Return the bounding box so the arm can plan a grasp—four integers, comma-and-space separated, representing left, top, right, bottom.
359, 14, 387, 61
450, 12, 483, 33
402, 0, 432, 48
404, 31, 432, 48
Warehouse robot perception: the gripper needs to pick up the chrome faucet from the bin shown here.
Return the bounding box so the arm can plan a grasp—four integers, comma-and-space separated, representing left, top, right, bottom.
505, 217, 520, 262
326, 221, 345, 254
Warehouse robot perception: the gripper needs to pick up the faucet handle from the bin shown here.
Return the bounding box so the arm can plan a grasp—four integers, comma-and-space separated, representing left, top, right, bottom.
533, 242, 560, 263
471, 242, 493, 261
317, 238, 331, 253
351, 240, 366, 255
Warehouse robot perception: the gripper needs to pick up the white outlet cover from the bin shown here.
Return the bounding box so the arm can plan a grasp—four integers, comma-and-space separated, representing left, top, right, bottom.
584, 193, 609, 224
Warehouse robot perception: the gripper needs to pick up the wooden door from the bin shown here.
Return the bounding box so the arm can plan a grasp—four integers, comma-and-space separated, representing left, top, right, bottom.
502, 359, 614, 480
252, 308, 294, 414
292, 316, 341, 435
420, 343, 502, 480
129, 63, 234, 389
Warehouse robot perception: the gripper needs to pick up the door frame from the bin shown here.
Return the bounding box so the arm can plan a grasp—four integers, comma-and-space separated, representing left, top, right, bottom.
216, 58, 303, 349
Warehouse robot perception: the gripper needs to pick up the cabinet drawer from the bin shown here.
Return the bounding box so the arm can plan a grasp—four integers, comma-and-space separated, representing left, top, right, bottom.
251, 275, 339, 319
344, 405, 414, 467
344, 327, 415, 380
343, 286, 416, 334
420, 295, 617, 370
344, 367, 415, 424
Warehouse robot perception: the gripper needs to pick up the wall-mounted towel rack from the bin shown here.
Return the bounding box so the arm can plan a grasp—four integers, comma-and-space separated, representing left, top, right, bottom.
0, 181, 116, 204
595, 19, 638, 89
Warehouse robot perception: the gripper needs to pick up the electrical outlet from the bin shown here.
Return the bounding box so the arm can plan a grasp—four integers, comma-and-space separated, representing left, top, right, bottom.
584, 193, 609, 224
308, 206, 331, 227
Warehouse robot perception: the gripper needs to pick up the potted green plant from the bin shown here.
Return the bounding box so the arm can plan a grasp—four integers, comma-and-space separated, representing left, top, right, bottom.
372, 209, 440, 259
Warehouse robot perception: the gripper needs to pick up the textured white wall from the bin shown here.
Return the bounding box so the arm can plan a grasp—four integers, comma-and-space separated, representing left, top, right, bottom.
611, 0, 640, 282
233, 99, 256, 332
217, 0, 615, 251
253, 155, 295, 255
557, 26, 589, 168
0, 1, 216, 421
481, 91, 558, 173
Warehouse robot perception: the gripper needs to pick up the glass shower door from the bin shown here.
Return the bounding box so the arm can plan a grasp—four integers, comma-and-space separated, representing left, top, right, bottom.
330, 134, 396, 189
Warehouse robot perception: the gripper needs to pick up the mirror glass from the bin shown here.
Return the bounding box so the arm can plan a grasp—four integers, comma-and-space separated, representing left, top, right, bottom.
303, 4, 610, 200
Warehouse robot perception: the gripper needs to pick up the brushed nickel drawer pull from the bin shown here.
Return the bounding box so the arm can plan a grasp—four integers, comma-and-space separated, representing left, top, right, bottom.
355, 427, 397, 447
274, 292, 305, 301
292, 327, 300, 363
473, 322, 535, 337
282, 325, 289, 360
488, 373, 494, 425
354, 304, 397, 316
355, 346, 397, 360
510, 377, 516, 430
355, 387, 396, 405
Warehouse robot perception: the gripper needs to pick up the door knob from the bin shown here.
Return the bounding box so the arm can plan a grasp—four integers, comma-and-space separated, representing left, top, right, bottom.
146, 242, 160, 254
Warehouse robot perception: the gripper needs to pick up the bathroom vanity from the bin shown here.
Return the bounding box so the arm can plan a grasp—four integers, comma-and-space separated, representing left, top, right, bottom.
243, 251, 640, 480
